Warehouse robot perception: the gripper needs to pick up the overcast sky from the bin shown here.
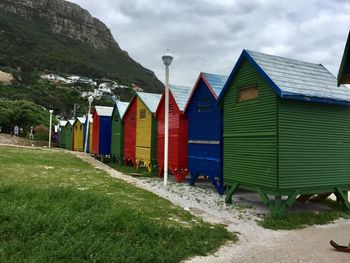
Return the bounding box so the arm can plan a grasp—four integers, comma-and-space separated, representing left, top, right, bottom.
68, 0, 349, 87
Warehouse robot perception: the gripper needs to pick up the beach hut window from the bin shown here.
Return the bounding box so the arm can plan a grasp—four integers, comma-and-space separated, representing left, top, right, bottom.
197, 98, 212, 112
114, 114, 119, 122
139, 109, 146, 119
80, 124, 82, 131
130, 112, 134, 120
75, 126, 78, 130
238, 85, 258, 101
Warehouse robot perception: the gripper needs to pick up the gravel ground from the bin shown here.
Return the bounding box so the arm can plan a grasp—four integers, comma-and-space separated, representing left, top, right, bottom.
72, 151, 350, 263
1, 139, 349, 263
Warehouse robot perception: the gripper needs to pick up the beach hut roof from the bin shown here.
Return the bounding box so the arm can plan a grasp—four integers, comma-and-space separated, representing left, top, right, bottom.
59, 120, 67, 127
116, 101, 129, 118
137, 92, 161, 113
65, 120, 75, 126
169, 85, 192, 111
94, 106, 114, 117
73, 117, 86, 126
218, 49, 350, 106
202, 73, 228, 97
184, 72, 228, 112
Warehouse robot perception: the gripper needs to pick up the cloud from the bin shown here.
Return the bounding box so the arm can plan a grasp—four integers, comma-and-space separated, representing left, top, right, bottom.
67, 0, 350, 87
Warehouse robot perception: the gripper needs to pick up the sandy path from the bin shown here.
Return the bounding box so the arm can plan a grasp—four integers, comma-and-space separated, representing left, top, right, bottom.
71, 151, 350, 263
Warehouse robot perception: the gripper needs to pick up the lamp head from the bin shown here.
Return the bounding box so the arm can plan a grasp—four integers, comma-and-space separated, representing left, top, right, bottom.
88, 96, 94, 104
162, 49, 173, 66
49, 110, 53, 114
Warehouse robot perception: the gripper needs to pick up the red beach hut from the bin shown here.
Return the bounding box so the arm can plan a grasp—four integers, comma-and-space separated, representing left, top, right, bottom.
92, 106, 113, 156
155, 85, 192, 181
122, 95, 137, 165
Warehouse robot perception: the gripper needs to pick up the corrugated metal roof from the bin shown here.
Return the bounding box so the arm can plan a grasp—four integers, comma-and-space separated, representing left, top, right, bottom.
68, 119, 75, 126
169, 85, 192, 111
59, 120, 67, 127
95, 106, 114, 116
76, 117, 86, 124
116, 101, 129, 118
137, 92, 161, 113
202, 73, 228, 97
245, 50, 350, 104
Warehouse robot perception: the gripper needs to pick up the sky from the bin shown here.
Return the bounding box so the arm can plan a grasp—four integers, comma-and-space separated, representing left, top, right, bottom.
68, 0, 350, 87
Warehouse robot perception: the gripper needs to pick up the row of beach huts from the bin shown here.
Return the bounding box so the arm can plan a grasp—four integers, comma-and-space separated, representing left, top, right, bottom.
57, 44, 350, 216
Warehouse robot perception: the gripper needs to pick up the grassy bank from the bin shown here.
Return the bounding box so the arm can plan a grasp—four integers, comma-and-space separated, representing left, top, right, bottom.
259, 200, 350, 230
0, 146, 235, 262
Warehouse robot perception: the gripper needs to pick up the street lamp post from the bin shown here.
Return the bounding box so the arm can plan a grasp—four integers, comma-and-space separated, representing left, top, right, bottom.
162, 50, 174, 188
48, 110, 53, 148
84, 96, 94, 153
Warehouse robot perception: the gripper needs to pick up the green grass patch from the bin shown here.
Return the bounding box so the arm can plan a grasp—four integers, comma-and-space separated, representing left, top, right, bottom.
258, 201, 350, 230
0, 146, 235, 262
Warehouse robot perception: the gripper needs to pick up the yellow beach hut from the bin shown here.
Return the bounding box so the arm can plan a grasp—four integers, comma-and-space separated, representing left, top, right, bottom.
135, 92, 161, 171
73, 117, 86, 152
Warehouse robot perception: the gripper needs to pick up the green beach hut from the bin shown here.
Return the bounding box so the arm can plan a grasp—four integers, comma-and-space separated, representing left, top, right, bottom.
218, 49, 350, 216
110, 100, 129, 163
338, 30, 350, 85
65, 119, 75, 150
59, 120, 67, 148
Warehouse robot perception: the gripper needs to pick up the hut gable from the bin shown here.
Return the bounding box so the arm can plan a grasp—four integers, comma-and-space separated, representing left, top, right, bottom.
94, 106, 114, 117
155, 85, 192, 116
184, 72, 228, 112
202, 73, 228, 98
116, 101, 129, 119
338, 30, 350, 85
137, 92, 162, 113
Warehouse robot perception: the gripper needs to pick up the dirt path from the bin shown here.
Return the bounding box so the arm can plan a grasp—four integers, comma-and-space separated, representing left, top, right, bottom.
0, 133, 52, 147
71, 151, 350, 263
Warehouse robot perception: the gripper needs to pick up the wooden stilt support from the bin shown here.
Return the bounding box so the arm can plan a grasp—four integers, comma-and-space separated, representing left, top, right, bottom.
225, 183, 239, 204
258, 189, 299, 218
335, 187, 350, 212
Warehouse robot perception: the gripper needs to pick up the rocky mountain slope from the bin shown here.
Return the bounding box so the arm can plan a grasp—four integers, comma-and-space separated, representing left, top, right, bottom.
0, 0, 163, 92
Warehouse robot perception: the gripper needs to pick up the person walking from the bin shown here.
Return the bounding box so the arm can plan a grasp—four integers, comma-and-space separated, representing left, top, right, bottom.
29, 127, 35, 140
14, 125, 19, 136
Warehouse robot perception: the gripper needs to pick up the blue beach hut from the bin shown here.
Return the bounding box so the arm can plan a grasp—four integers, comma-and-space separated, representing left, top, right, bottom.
184, 72, 228, 194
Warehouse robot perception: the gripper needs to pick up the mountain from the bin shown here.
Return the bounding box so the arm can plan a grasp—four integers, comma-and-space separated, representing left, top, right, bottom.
0, 0, 163, 92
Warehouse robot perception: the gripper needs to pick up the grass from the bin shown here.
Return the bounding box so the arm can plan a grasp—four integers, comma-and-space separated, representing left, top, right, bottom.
0, 146, 235, 262
258, 200, 350, 230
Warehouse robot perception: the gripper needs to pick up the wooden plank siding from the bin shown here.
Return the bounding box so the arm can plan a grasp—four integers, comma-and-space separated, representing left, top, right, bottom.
222, 58, 278, 191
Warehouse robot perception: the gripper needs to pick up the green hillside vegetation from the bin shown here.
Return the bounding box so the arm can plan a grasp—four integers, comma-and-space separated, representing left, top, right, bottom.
0, 9, 162, 92
0, 81, 135, 118
0, 98, 57, 134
